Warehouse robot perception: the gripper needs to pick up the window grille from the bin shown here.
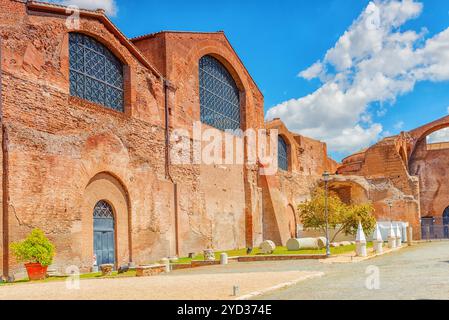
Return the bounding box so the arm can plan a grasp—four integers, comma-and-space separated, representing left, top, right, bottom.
199, 55, 240, 131
278, 136, 289, 171
69, 33, 124, 112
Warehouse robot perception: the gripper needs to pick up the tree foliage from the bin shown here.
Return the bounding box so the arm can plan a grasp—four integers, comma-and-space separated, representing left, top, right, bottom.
10, 229, 55, 266
298, 188, 376, 242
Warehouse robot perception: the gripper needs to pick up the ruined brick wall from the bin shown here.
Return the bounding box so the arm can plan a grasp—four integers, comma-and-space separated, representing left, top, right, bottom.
336, 134, 422, 237
0, 1, 272, 275
0, 0, 342, 275
134, 31, 266, 251
0, 1, 181, 273
327, 176, 421, 239
261, 120, 337, 245
409, 138, 449, 219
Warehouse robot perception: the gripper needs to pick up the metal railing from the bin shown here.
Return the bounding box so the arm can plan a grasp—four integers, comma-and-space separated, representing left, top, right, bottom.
421, 225, 449, 240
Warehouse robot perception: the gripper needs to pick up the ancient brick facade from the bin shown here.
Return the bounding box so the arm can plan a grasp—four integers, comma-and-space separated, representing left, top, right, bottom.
337, 114, 449, 239
0, 0, 335, 276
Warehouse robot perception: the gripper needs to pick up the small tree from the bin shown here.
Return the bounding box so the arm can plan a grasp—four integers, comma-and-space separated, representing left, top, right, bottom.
340, 203, 376, 238
10, 229, 55, 267
299, 188, 376, 242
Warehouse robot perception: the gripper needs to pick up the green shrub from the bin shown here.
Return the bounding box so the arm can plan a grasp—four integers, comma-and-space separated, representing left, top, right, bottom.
299, 188, 376, 242
10, 229, 55, 266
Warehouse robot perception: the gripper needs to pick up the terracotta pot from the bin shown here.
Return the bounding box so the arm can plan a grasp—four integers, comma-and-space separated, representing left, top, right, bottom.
25, 263, 48, 281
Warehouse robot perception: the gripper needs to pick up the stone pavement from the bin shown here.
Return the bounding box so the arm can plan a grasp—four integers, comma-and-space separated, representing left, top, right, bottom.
255, 241, 449, 300
1, 242, 446, 300
320, 246, 404, 264
0, 269, 322, 300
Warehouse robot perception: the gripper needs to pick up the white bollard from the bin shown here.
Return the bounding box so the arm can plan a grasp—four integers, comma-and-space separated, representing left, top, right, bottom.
396, 224, 402, 247
220, 253, 228, 265
388, 223, 397, 249
356, 222, 367, 257
356, 242, 368, 257
160, 258, 170, 273
372, 223, 383, 254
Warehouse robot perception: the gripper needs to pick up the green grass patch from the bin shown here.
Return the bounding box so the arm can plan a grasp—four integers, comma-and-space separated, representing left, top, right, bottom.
174, 243, 373, 264
0, 270, 136, 286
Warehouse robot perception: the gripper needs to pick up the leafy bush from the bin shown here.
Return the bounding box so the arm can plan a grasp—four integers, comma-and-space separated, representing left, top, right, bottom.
299, 188, 376, 242
10, 229, 55, 266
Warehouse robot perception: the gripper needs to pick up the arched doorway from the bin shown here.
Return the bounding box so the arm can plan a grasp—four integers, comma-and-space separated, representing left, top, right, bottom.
93, 200, 116, 266
81, 172, 131, 270
443, 207, 449, 238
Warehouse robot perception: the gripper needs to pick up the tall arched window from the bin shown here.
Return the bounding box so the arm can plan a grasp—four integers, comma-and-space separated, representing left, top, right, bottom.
69, 33, 124, 112
199, 55, 240, 131
278, 136, 289, 171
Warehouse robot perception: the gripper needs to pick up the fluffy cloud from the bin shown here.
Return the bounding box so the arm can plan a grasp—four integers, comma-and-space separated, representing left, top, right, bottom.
298, 62, 325, 80
50, 0, 118, 16
266, 0, 449, 155
427, 128, 449, 144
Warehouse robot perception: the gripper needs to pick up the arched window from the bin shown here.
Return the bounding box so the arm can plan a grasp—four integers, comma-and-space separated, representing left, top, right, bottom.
69, 33, 124, 112
199, 55, 240, 131
278, 136, 289, 171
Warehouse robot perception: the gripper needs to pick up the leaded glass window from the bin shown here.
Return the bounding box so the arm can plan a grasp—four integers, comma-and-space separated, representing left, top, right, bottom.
199, 55, 241, 131
278, 136, 289, 171
69, 33, 124, 112
94, 200, 114, 220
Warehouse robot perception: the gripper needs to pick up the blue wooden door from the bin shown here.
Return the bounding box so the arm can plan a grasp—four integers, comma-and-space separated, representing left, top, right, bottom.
94, 201, 116, 266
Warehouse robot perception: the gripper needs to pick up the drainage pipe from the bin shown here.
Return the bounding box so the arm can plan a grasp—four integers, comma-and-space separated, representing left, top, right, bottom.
0, 36, 10, 280
163, 79, 180, 257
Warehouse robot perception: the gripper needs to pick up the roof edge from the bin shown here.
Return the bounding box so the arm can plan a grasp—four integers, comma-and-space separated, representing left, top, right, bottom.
131, 30, 225, 42
131, 30, 264, 98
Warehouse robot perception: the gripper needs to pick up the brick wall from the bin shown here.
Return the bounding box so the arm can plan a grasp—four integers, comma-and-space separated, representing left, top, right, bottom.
410, 138, 449, 218
0, 0, 339, 274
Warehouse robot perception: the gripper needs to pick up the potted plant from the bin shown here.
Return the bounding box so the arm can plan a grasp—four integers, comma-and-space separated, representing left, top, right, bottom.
10, 229, 55, 281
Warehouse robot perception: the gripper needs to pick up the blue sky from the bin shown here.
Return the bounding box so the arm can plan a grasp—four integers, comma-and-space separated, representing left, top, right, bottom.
56, 0, 449, 161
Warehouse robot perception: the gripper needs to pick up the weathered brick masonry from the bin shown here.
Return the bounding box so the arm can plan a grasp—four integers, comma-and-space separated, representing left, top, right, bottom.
337, 114, 449, 239
0, 0, 336, 276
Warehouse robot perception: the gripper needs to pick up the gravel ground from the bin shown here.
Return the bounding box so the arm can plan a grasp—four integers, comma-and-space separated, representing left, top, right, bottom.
0, 269, 322, 300
1, 242, 447, 300
255, 241, 449, 300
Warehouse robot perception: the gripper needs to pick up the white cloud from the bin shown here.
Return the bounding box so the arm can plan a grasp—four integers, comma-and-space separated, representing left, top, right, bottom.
298, 62, 324, 80
267, 0, 449, 155
50, 0, 118, 16
327, 124, 383, 153
427, 128, 449, 144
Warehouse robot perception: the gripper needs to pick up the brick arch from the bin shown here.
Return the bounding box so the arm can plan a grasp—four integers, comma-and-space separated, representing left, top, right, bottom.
186, 42, 253, 129
63, 29, 139, 115
409, 115, 449, 158
266, 119, 299, 172
325, 179, 370, 205
67, 30, 132, 67
186, 40, 251, 93
79, 172, 132, 271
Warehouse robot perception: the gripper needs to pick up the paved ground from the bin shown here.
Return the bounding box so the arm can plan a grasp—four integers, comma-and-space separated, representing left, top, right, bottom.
1, 241, 447, 300
0, 269, 322, 300
255, 241, 449, 300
